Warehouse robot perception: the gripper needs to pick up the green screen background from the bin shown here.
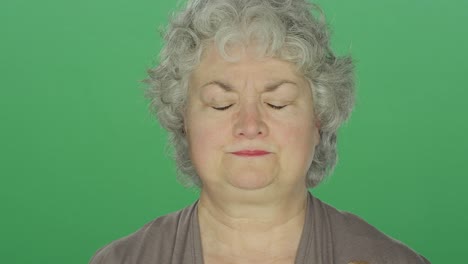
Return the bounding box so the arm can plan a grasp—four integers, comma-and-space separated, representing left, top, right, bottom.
2, 0, 467, 263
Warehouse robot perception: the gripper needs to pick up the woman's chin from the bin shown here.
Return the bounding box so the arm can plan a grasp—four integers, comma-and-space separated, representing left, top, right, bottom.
226, 172, 275, 190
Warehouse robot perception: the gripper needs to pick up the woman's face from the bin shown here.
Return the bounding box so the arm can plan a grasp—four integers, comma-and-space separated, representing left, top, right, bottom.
185, 46, 320, 192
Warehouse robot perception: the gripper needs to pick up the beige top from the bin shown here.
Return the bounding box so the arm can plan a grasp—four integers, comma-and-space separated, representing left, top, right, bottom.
89, 192, 430, 264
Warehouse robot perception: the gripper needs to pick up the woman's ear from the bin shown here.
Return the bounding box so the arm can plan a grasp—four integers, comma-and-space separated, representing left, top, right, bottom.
314, 118, 321, 130
314, 118, 321, 142
182, 108, 188, 135
183, 123, 188, 135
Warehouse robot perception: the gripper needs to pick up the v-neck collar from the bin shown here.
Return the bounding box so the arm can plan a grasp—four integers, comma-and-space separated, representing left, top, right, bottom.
190, 192, 333, 264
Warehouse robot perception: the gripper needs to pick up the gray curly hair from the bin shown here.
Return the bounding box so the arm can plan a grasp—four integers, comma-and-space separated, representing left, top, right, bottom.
144, 0, 355, 188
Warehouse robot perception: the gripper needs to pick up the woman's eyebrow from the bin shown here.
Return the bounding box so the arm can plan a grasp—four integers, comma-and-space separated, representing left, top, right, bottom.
264, 80, 298, 92
201, 80, 232, 91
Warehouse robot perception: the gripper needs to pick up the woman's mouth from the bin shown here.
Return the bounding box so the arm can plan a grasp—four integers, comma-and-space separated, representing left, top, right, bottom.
231, 150, 271, 157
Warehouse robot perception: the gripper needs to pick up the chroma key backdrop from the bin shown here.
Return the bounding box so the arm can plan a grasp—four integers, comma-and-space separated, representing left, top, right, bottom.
1, 0, 467, 263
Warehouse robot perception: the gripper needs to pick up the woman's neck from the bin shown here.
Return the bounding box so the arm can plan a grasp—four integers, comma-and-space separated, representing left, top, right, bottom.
197, 186, 308, 263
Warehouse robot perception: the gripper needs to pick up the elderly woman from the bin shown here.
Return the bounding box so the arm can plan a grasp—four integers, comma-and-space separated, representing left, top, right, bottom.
90, 0, 430, 263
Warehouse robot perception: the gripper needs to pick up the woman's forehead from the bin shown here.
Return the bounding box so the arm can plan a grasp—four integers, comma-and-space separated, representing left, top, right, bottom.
192, 45, 304, 84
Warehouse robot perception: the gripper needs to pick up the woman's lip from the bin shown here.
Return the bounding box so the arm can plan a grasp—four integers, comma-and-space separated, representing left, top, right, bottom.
231, 150, 271, 156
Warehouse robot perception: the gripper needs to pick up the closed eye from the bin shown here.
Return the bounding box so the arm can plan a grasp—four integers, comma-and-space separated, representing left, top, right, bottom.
266, 103, 286, 110
212, 104, 233, 111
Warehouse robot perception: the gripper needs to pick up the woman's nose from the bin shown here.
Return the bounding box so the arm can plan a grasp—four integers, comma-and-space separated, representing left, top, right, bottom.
233, 103, 269, 139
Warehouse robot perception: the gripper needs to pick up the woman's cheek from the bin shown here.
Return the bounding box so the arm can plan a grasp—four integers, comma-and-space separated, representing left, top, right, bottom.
190, 117, 227, 149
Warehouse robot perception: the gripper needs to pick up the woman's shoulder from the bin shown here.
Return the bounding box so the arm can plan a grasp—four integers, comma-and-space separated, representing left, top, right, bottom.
88, 201, 198, 264
312, 195, 430, 264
